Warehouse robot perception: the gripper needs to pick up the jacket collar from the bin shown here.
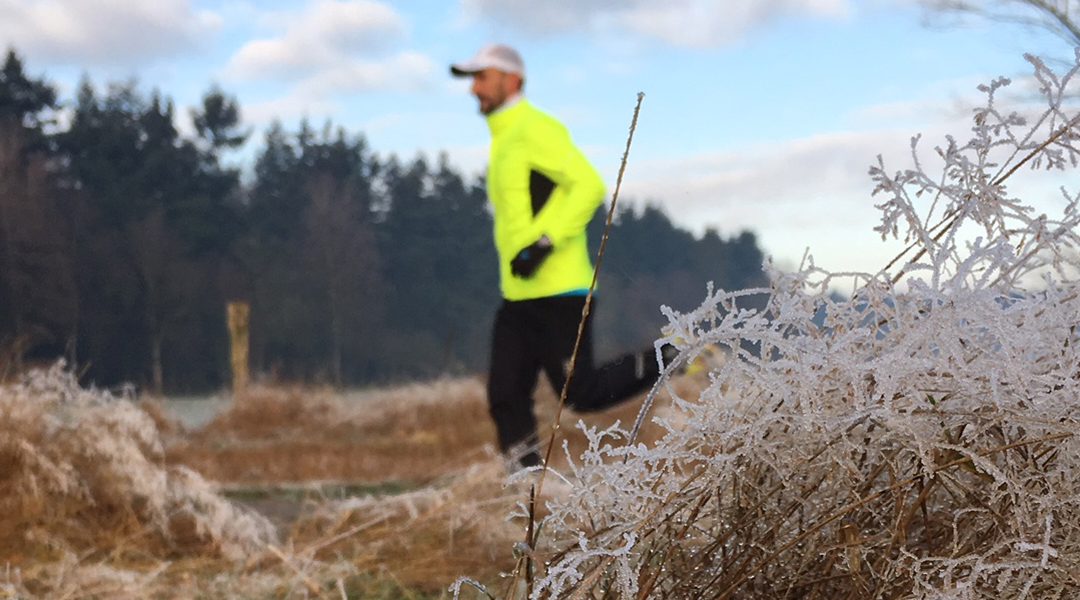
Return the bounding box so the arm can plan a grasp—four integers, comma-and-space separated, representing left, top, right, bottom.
486, 95, 527, 136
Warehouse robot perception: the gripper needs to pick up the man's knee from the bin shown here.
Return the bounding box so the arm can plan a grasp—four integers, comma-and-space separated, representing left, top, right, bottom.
563, 373, 602, 412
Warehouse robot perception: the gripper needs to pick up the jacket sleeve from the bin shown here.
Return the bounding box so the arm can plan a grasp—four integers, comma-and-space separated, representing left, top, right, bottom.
529, 132, 606, 248
496, 121, 605, 254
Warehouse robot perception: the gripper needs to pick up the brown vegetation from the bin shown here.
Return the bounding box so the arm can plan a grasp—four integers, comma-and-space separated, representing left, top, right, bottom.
168, 374, 692, 486
1, 363, 704, 598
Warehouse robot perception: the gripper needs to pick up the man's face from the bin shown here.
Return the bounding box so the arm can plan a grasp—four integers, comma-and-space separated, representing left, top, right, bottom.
470, 68, 519, 115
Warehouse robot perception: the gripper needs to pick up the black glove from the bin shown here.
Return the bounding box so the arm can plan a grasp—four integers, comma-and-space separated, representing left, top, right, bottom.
510, 236, 553, 278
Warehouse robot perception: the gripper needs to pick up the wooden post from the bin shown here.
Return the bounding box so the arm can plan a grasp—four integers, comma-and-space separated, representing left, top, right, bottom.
226, 301, 250, 394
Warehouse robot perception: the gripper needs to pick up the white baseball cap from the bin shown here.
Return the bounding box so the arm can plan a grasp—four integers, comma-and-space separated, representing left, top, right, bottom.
450, 44, 525, 77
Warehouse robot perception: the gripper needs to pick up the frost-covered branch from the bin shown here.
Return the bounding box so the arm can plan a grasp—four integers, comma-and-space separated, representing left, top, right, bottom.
504, 51, 1080, 600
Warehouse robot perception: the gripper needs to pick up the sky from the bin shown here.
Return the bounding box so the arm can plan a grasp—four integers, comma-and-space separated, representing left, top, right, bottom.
1, 0, 1075, 281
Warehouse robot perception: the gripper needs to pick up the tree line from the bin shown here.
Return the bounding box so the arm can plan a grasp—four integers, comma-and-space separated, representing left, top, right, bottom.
0, 48, 769, 393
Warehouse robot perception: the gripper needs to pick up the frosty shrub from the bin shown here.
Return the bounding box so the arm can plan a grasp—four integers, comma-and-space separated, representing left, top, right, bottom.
0, 363, 276, 562
489, 53, 1080, 599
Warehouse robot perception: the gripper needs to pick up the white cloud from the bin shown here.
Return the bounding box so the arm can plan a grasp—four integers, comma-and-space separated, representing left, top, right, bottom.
459, 0, 851, 47
626, 128, 918, 232
459, 0, 620, 35
0, 0, 219, 64
619, 0, 851, 47
301, 51, 434, 94
849, 74, 994, 127
239, 52, 435, 129
219, 0, 436, 131
619, 70, 1075, 275
623, 128, 934, 274
224, 0, 407, 81
620, 100, 969, 274
242, 93, 341, 129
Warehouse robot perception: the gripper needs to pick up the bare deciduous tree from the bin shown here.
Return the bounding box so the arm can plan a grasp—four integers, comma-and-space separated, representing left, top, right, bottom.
923, 0, 1080, 46
304, 171, 382, 387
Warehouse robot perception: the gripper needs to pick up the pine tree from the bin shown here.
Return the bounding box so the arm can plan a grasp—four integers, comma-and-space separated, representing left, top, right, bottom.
0, 49, 74, 368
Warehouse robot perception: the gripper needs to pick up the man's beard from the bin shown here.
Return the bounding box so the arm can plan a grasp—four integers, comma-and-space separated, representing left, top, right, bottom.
478, 93, 506, 115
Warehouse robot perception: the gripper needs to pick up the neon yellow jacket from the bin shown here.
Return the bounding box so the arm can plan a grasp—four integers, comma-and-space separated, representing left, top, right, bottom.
486, 99, 606, 300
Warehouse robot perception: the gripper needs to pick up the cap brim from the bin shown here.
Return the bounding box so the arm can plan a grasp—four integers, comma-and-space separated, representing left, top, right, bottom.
450, 63, 479, 77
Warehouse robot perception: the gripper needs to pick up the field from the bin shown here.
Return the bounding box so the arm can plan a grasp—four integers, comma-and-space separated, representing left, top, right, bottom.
6, 49, 1080, 600
0, 364, 706, 598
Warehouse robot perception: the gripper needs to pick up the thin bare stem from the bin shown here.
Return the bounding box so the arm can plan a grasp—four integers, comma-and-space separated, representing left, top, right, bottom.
518, 92, 645, 597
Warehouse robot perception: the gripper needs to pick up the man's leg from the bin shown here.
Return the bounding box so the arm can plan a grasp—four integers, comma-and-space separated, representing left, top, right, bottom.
567, 348, 661, 412
487, 301, 543, 467
538, 297, 661, 414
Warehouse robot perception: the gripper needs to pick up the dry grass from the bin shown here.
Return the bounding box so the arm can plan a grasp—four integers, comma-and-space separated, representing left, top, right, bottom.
282, 459, 525, 595
170, 378, 497, 484
168, 373, 700, 486
11, 52, 1080, 600
1, 361, 706, 598
0, 364, 277, 596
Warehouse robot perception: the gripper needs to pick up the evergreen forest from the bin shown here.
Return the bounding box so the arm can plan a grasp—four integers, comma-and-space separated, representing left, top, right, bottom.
0, 49, 769, 393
